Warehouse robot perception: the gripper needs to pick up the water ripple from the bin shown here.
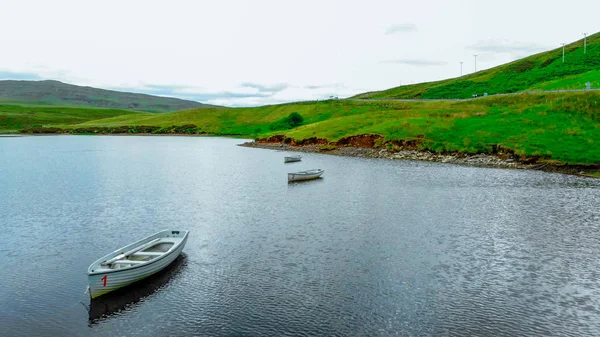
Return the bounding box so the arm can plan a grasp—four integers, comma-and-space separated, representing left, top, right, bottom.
0, 136, 599, 336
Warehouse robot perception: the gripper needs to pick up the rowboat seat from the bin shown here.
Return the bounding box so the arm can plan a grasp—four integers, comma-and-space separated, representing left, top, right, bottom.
136, 240, 176, 254
132, 251, 163, 257
112, 260, 145, 265
101, 238, 162, 265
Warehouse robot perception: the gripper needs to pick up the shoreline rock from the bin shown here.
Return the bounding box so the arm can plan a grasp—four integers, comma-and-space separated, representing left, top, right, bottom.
240, 140, 599, 178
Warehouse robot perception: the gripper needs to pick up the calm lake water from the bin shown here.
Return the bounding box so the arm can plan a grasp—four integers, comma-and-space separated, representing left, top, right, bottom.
1, 136, 600, 336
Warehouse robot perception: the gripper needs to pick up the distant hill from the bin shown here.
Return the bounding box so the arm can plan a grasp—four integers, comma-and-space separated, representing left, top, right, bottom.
0, 80, 217, 112
354, 32, 600, 99
0, 104, 142, 133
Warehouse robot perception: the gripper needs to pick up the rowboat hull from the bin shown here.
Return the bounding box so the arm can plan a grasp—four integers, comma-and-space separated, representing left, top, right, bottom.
88, 230, 188, 299
288, 169, 324, 182
88, 255, 187, 321
284, 155, 302, 163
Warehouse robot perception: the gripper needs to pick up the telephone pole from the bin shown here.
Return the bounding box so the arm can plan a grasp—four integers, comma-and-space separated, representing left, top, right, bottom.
562, 43, 566, 63
473, 55, 478, 72
460, 61, 463, 76
583, 33, 587, 54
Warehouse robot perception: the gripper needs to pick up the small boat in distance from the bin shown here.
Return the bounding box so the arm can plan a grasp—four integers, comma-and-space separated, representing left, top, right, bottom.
288, 169, 324, 182
87, 230, 189, 299
284, 155, 302, 163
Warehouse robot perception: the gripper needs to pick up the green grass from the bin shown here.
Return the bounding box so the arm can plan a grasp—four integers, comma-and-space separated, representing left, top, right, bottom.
3, 32, 600, 167
354, 32, 600, 99
17, 91, 596, 165
0, 104, 143, 131
529, 69, 600, 91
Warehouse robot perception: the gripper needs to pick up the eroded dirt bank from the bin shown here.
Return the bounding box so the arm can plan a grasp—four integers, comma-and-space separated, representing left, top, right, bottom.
240, 134, 600, 177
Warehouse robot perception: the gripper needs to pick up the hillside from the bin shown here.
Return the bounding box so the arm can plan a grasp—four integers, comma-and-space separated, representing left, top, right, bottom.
0, 104, 144, 133
2, 33, 600, 169
16, 91, 598, 166
354, 32, 600, 99
0, 80, 216, 112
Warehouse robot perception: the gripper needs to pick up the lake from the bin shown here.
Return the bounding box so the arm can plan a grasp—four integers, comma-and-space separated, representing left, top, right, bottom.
1, 136, 599, 336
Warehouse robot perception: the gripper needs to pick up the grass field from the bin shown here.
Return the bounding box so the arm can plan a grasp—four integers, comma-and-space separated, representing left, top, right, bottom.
354, 32, 600, 99
0, 104, 142, 133
19, 91, 596, 165
2, 32, 599, 167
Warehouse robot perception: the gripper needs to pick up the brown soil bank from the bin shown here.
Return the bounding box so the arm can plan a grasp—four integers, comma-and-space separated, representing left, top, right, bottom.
19, 125, 205, 135
243, 134, 600, 178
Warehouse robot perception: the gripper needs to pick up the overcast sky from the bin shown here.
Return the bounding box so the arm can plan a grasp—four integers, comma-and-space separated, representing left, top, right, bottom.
0, 0, 598, 106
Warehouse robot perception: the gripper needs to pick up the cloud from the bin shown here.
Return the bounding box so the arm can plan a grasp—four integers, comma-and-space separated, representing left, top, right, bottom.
385, 24, 418, 35
382, 59, 447, 66
113, 85, 272, 102
206, 96, 290, 107
141, 84, 192, 92
304, 83, 344, 90
205, 85, 362, 107
468, 39, 551, 54
105, 82, 294, 107
0, 70, 42, 80
240, 82, 288, 94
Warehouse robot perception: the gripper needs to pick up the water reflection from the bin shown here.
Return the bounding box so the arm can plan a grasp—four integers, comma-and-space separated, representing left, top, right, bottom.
87, 255, 188, 323
287, 177, 325, 185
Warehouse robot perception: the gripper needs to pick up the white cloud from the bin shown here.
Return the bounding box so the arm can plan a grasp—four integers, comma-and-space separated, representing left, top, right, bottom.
206, 84, 360, 107
468, 39, 552, 54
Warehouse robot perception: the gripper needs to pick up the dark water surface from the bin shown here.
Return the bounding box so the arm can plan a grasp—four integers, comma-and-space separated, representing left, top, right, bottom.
1, 136, 600, 336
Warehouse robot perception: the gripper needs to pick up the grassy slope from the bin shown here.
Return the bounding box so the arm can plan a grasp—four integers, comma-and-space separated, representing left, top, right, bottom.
0, 80, 215, 112
354, 32, 600, 99
3, 33, 600, 166
0, 104, 144, 133
62, 91, 600, 165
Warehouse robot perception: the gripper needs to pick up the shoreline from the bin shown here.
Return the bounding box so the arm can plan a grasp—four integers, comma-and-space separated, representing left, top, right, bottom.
240, 140, 600, 178
4, 132, 251, 139
4, 131, 598, 178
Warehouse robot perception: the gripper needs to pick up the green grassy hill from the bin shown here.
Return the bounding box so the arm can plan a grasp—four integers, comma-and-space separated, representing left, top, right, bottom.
0, 104, 144, 133
354, 32, 600, 99
3, 91, 599, 166
37, 91, 599, 165
2, 33, 600, 168
0, 80, 216, 112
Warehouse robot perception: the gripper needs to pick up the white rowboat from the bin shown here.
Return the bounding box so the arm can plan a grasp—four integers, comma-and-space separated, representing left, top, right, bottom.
87, 230, 189, 299
288, 169, 324, 182
284, 155, 302, 163
88, 255, 187, 321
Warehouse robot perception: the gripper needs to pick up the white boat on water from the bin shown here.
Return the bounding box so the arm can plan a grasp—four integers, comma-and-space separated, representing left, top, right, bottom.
284, 155, 302, 163
87, 230, 189, 299
288, 169, 324, 182
88, 255, 187, 321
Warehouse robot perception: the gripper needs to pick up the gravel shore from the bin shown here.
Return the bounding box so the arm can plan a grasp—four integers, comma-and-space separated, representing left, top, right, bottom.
240, 140, 599, 177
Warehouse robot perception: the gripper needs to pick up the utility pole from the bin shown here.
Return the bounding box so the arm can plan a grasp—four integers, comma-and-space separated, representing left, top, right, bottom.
561, 43, 566, 63
583, 33, 587, 54
473, 55, 478, 72
460, 61, 463, 76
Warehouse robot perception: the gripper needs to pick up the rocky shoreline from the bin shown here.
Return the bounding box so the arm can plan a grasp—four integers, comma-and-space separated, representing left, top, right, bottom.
6, 130, 598, 177
240, 139, 599, 178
